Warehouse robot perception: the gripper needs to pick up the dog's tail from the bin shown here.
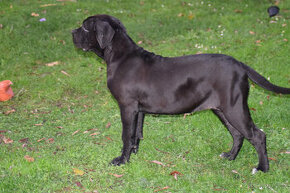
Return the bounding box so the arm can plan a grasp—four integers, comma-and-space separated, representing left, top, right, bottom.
242, 63, 290, 94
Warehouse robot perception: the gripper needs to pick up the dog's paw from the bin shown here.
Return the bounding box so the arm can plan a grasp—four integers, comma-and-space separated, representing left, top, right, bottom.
219, 152, 235, 160
110, 156, 127, 166
131, 145, 139, 154
219, 152, 231, 158
251, 168, 259, 175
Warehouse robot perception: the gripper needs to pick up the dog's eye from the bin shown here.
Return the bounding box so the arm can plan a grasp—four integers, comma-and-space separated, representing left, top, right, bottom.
82, 26, 89, 32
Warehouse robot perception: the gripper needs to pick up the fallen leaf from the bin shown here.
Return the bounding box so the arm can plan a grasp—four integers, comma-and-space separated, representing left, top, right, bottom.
24, 155, 35, 162
250, 107, 256, 111
259, 101, 263, 105
105, 136, 112, 141
256, 40, 262, 44
183, 113, 190, 119
72, 130, 80, 136
90, 132, 100, 136
151, 160, 166, 167
83, 128, 98, 133
177, 13, 184, 17
231, 170, 239, 174
75, 181, 83, 188
56, 126, 63, 129
249, 31, 255, 35
3, 109, 16, 115
0, 130, 7, 133
59, 40, 66, 45
37, 137, 45, 142
31, 12, 39, 17
73, 168, 85, 176
61, 70, 70, 76
154, 186, 170, 192
105, 122, 111, 128
40, 4, 57, 7
234, 9, 243, 13
170, 171, 183, 180
48, 138, 54, 143
45, 61, 60, 67
3, 137, 13, 144
34, 123, 43, 126
137, 41, 143, 45
268, 157, 277, 161
188, 13, 194, 19
109, 173, 123, 178
19, 138, 29, 143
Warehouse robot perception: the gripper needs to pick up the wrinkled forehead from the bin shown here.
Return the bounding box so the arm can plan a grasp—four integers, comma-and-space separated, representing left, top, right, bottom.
82, 16, 95, 27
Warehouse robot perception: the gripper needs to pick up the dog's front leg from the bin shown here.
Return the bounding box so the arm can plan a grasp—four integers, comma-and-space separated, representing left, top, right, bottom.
111, 105, 138, 166
132, 112, 145, 154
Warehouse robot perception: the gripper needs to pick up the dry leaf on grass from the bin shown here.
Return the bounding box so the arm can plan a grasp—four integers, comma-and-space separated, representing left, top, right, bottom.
154, 186, 170, 192
75, 181, 84, 188
3, 109, 16, 115
249, 31, 255, 35
170, 171, 183, 180
234, 9, 243, 13
19, 138, 29, 143
31, 12, 39, 17
48, 138, 54, 143
73, 168, 85, 176
105, 122, 111, 128
188, 13, 194, 19
72, 130, 80, 136
231, 170, 239, 174
45, 61, 60, 67
37, 137, 45, 142
90, 132, 100, 136
3, 137, 13, 144
40, 4, 57, 7
24, 155, 35, 162
109, 173, 123, 178
105, 136, 112, 141
61, 70, 70, 76
268, 157, 277, 161
151, 160, 166, 167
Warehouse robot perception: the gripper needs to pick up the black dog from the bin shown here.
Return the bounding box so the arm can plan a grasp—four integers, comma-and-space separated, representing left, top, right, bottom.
72, 14, 289, 173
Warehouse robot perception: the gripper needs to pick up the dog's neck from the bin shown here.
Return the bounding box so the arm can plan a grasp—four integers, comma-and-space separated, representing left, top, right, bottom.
102, 32, 136, 64
100, 31, 164, 80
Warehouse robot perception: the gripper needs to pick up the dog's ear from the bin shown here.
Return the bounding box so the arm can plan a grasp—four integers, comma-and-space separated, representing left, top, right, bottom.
94, 21, 115, 49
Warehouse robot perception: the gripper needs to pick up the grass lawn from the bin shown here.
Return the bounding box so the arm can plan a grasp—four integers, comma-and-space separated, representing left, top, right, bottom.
0, 0, 289, 192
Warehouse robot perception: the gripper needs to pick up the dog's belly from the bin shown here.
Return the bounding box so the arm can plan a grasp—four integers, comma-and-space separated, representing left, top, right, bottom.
138, 83, 218, 114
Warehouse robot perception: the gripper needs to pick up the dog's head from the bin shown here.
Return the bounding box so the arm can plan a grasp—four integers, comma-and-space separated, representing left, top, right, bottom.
72, 14, 126, 58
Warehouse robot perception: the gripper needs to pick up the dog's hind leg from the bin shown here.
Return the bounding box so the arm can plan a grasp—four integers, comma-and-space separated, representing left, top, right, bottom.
213, 109, 244, 160
111, 104, 139, 166
220, 105, 269, 173
132, 112, 145, 154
